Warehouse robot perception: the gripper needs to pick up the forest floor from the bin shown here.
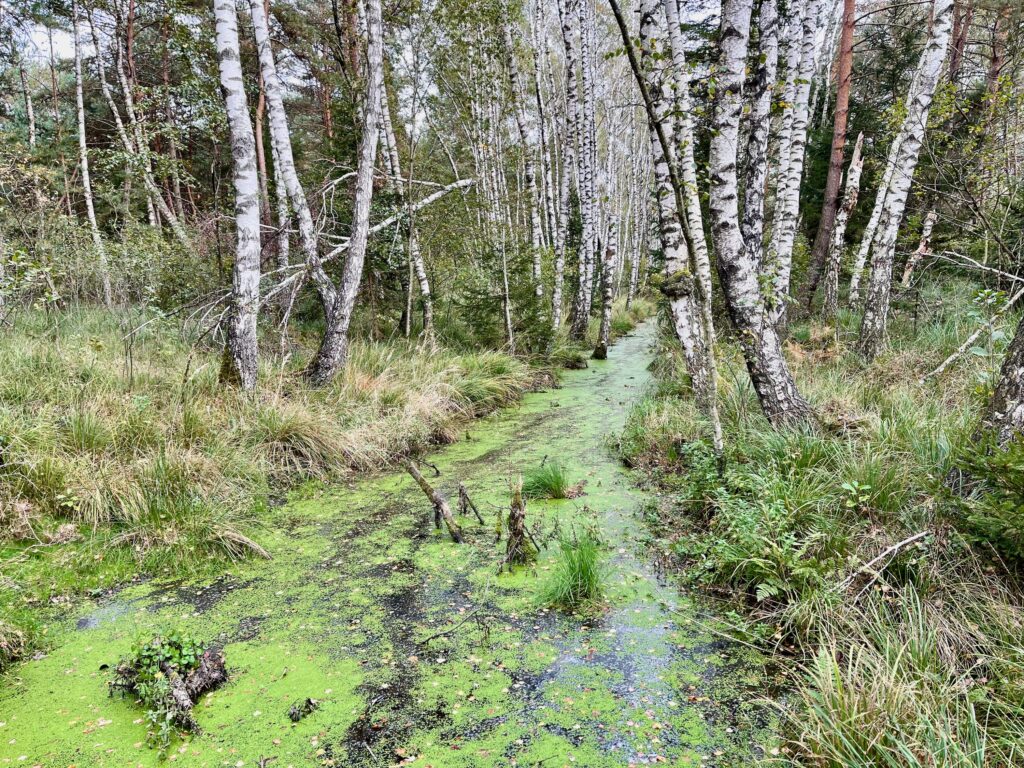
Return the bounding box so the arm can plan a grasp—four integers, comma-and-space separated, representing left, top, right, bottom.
0, 321, 779, 767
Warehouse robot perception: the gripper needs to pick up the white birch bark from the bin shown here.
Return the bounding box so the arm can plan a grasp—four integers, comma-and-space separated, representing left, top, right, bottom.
570, 0, 598, 340
822, 131, 864, 318
900, 208, 938, 287
740, 0, 779, 274
981, 313, 1024, 445
502, 9, 544, 295
72, 0, 113, 308
856, 0, 953, 360
553, 0, 580, 331
248, 0, 336, 312
214, 0, 261, 390
661, 0, 711, 299
767, 0, 822, 328
637, 0, 711, 403
19, 64, 36, 150
380, 85, 434, 342
308, 0, 383, 384
709, 0, 815, 426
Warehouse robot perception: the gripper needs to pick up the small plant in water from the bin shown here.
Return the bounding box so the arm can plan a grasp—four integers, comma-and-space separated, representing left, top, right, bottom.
538, 530, 604, 613
522, 461, 584, 500
109, 630, 227, 758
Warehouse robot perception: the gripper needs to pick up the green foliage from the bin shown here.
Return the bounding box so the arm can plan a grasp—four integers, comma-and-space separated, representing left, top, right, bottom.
110, 630, 207, 757
537, 531, 604, 613
959, 437, 1024, 560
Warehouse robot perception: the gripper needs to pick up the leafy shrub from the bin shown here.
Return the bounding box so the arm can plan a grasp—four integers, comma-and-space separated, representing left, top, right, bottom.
958, 438, 1024, 560
110, 630, 226, 757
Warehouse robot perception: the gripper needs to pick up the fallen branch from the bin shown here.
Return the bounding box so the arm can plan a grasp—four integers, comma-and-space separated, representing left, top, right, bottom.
920, 284, 1024, 383
458, 482, 485, 524
416, 607, 482, 646
841, 531, 930, 595
404, 459, 464, 543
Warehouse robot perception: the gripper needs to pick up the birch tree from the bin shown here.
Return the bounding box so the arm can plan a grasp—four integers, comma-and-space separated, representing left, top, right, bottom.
593, 215, 616, 359
821, 131, 864, 318
801, 0, 856, 310
708, 0, 815, 425
900, 209, 938, 287
72, 0, 113, 308
248, 0, 335, 312
553, 0, 580, 331
856, 0, 954, 360
308, 0, 383, 384
214, 0, 261, 389
766, 0, 822, 329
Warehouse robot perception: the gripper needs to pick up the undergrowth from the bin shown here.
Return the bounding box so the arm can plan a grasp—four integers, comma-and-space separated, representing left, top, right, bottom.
522, 460, 582, 499
622, 279, 1024, 767
537, 530, 605, 613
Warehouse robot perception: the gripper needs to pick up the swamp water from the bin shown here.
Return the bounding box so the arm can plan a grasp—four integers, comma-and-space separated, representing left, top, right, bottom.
0, 324, 777, 767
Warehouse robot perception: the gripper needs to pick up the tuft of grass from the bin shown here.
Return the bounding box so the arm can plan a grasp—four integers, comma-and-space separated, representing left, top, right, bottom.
538, 531, 604, 613
522, 461, 581, 499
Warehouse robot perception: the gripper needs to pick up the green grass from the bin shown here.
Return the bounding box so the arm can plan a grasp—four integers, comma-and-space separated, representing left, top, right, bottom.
0, 307, 537, 671
521, 461, 578, 499
625, 277, 1024, 766
537, 531, 604, 613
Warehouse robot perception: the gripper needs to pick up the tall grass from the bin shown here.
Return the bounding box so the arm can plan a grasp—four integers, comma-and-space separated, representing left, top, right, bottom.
538, 532, 604, 613
0, 308, 536, 670
522, 461, 577, 499
625, 278, 1024, 765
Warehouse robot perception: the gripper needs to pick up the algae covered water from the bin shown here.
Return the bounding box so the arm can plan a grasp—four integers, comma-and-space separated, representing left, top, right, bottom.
0, 324, 776, 767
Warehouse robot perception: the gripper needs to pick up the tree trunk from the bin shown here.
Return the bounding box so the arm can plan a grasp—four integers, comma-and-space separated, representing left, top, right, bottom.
569, 0, 598, 341
766, 0, 822, 329
72, 0, 113, 309
801, 0, 855, 311
740, 0, 778, 275
18, 64, 36, 150
709, 0, 815, 426
248, 0, 336, 313
307, 0, 383, 385
821, 132, 864, 318
553, 0, 580, 331
502, 8, 543, 295
980, 313, 1024, 446
856, 0, 954, 361
214, 0, 262, 390
900, 209, 938, 287
593, 216, 616, 359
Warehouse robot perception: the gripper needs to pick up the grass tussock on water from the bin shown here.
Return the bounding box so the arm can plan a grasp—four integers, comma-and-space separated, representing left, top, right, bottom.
622, 279, 1024, 766
0, 308, 540, 666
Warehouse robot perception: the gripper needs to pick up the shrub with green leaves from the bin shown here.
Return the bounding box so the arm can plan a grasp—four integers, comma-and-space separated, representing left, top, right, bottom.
110, 630, 226, 757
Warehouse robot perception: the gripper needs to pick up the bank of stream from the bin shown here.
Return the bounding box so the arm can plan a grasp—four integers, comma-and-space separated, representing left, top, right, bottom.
0, 323, 779, 767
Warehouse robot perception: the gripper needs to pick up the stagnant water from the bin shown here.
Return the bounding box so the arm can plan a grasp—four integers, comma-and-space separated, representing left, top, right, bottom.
0, 324, 777, 767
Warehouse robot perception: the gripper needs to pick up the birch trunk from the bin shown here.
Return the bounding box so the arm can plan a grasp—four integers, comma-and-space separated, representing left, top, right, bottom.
661, 0, 711, 298
767, 0, 822, 329
980, 313, 1024, 446
740, 0, 778, 274
307, 0, 383, 385
553, 0, 580, 331
709, 0, 815, 426
856, 0, 954, 361
900, 209, 938, 287
214, 0, 261, 390
72, 0, 113, 308
502, 11, 543, 294
593, 216, 616, 359
248, 0, 336, 312
802, 0, 855, 310
569, 0, 597, 340
822, 131, 864, 318
637, 0, 711, 406
380, 86, 434, 342
19, 64, 36, 150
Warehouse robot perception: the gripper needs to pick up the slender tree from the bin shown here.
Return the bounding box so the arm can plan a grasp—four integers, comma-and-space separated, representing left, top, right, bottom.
821, 131, 864, 318
214, 0, 261, 389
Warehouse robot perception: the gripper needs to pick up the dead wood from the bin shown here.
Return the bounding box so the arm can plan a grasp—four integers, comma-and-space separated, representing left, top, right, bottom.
404, 459, 464, 543
458, 482, 485, 524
